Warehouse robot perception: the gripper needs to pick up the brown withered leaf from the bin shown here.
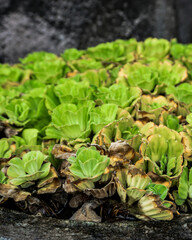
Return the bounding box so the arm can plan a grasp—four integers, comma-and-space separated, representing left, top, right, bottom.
52, 144, 76, 159
147, 171, 171, 188
84, 178, 116, 199
37, 167, 61, 194
180, 131, 192, 161
38, 167, 58, 188
37, 179, 61, 195
87, 143, 107, 155
63, 176, 78, 193
0, 184, 30, 202
59, 160, 71, 177
108, 141, 135, 166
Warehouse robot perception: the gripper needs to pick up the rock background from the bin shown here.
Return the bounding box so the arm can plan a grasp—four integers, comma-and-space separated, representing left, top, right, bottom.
0, 0, 191, 63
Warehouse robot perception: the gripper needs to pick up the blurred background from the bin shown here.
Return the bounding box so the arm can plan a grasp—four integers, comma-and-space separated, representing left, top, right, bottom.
0, 0, 192, 63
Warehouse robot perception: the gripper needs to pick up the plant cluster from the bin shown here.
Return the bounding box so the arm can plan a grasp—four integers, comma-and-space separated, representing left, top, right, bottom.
1, 38, 192, 221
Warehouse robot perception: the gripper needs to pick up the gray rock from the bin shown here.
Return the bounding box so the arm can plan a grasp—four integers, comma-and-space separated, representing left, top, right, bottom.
0, 207, 192, 240
176, 0, 192, 43
0, 0, 178, 63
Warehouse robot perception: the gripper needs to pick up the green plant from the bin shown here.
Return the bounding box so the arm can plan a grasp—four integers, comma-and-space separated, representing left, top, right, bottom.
7, 151, 51, 188
67, 147, 110, 189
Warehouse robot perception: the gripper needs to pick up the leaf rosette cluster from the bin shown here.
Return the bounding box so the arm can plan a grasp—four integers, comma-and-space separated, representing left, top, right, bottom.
1, 37, 192, 221
7, 151, 51, 188
65, 147, 110, 190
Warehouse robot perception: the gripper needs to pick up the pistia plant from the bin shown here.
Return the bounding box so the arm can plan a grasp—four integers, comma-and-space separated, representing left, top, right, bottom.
1, 37, 192, 222
7, 151, 51, 188
65, 146, 111, 190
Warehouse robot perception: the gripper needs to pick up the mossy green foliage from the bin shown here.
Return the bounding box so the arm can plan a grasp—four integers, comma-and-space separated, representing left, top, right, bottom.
1, 38, 192, 221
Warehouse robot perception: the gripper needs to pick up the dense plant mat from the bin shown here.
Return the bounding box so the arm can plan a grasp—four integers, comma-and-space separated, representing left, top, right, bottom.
1, 38, 192, 222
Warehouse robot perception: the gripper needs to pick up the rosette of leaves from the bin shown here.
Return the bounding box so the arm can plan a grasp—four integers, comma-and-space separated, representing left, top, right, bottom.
0, 129, 39, 159
96, 84, 141, 113
114, 117, 143, 153
7, 151, 51, 188
166, 83, 192, 106
54, 80, 94, 105
90, 104, 118, 134
138, 126, 184, 179
115, 38, 138, 62
45, 102, 94, 143
68, 59, 102, 73
135, 95, 176, 124
137, 38, 170, 63
61, 48, 85, 61
86, 41, 125, 63
20, 51, 59, 65
80, 68, 112, 87
92, 117, 144, 153
0, 64, 24, 86
11, 128, 40, 152
115, 165, 174, 220
28, 59, 66, 84
1, 93, 50, 131
151, 60, 188, 94
1, 99, 31, 127
170, 42, 186, 60
116, 62, 158, 92
64, 147, 114, 198
171, 42, 192, 76
18, 87, 51, 132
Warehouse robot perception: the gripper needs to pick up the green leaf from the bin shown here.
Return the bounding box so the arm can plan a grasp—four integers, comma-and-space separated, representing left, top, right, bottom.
0, 139, 10, 158
173, 191, 186, 206
166, 115, 182, 131
79, 158, 99, 178
20, 51, 58, 64
146, 183, 168, 200
90, 104, 118, 134
178, 167, 189, 200
187, 113, 192, 126
22, 129, 39, 146
69, 164, 86, 179
7, 158, 26, 178
61, 48, 84, 61
23, 151, 46, 174
39, 162, 51, 179
0, 171, 7, 184
139, 38, 170, 62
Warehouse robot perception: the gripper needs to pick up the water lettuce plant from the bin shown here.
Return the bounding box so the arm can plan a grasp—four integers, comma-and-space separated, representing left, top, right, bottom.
70, 147, 109, 178
1, 37, 192, 222
7, 151, 51, 188
138, 126, 184, 179
45, 102, 94, 141
66, 147, 110, 190
115, 165, 174, 220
